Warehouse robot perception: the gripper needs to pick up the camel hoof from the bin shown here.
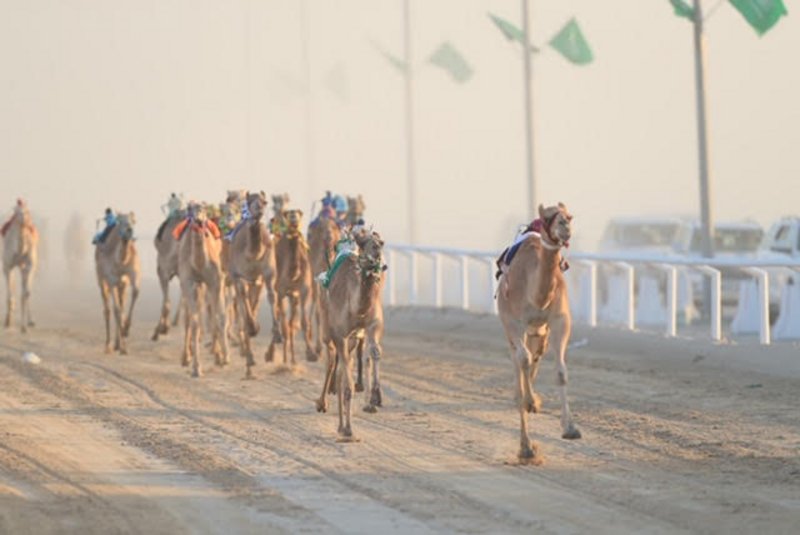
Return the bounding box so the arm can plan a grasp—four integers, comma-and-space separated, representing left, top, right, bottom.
120, 348, 128, 356
370, 388, 383, 408
27, 321, 35, 328
315, 399, 327, 413
151, 332, 159, 342
355, 381, 364, 393
21, 326, 27, 334
104, 346, 112, 355
518, 445, 543, 465
562, 426, 582, 440
305, 349, 318, 363
191, 370, 203, 378
363, 404, 377, 414
264, 346, 275, 363
336, 431, 359, 443
244, 368, 256, 380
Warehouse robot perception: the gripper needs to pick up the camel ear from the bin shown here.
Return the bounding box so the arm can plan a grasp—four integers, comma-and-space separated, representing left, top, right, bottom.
129, 212, 136, 225
538, 204, 546, 219
298, 210, 303, 218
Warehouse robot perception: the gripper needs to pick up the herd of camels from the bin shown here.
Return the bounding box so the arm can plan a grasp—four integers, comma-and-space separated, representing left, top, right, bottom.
2, 195, 579, 462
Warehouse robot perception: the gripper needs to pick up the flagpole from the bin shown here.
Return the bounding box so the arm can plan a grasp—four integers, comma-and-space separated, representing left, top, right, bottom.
300, 0, 316, 205
521, 0, 536, 220
692, 0, 715, 319
692, 0, 714, 261
403, 0, 417, 244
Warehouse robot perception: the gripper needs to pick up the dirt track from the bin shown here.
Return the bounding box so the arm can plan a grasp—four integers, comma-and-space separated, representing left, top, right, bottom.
0, 286, 798, 534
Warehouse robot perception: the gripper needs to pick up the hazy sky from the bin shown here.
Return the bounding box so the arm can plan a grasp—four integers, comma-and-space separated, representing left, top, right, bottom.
1, 0, 798, 254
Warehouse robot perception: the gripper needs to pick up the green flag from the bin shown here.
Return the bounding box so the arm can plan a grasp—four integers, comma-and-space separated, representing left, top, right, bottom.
488, 13, 539, 52
370, 39, 408, 74
729, 0, 787, 35
548, 18, 593, 65
669, 0, 696, 20
428, 42, 473, 83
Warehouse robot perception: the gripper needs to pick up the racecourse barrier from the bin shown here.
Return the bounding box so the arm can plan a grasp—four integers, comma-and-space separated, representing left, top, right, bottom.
385, 245, 800, 345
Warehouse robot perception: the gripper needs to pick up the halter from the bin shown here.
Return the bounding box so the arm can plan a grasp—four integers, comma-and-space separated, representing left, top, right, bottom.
538, 210, 570, 271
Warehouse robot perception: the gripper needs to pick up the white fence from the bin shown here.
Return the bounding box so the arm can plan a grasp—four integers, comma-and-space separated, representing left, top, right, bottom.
384, 245, 800, 345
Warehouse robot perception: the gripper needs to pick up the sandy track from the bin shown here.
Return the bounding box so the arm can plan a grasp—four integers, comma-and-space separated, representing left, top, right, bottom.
0, 293, 798, 534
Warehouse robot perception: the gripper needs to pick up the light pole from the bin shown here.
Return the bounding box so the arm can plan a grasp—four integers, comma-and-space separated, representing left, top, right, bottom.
521, 0, 536, 221
692, 0, 714, 261
403, 0, 417, 244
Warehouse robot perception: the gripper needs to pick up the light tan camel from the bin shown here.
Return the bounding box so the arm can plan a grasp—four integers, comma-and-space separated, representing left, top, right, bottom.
2, 200, 38, 333
316, 231, 386, 440
346, 194, 366, 226
307, 215, 340, 357
496, 203, 581, 465
270, 193, 290, 234
151, 208, 185, 341
94, 213, 140, 354
265, 209, 316, 365
176, 202, 229, 377
227, 191, 281, 379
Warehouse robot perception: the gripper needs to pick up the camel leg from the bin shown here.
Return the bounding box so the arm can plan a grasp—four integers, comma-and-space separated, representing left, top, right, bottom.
300, 284, 317, 362
354, 335, 365, 393
110, 285, 126, 354
189, 284, 204, 378
311, 284, 322, 356
171, 294, 182, 327
152, 268, 170, 340
337, 337, 356, 440
211, 279, 229, 368
264, 272, 282, 344
524, 334, 546, 414
181, 290, 191, 367
20, 262, 34, 332
99, 282, 112, 354
550, 315, 581, 440
4, 268, 13, 329
287, 294, 299, 365
510, 332, 540, 463
364, 323, 384, 413
236, 281, 255, 378
123, 275, 139, 340
316, 339, 336, 413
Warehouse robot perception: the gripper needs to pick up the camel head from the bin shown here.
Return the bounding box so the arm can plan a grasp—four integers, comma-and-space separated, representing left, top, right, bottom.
226, 189, 246, 204
271, 193, 290, 218
356, 231, 386, 279
347, 195, 366, 223
187, 201, 208, 224
538, 202, 573, 247
116, 212, 136, 242
283, 209, 304, 237
246, 191, 267, 221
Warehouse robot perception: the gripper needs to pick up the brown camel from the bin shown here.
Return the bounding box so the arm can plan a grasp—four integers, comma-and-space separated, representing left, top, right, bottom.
176, 202, 229, 377
94, 212, 140, 354
227, 191, 281, 378
265, 209, 315, 365
316, 231, 386, 441
151, 208, 185, 341
496, 203, 581, 465
307, 215, 340, 356
2, 200, 38, 333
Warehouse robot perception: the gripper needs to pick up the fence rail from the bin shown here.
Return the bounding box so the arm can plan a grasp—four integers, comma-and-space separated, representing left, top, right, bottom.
385, 245, 800, 345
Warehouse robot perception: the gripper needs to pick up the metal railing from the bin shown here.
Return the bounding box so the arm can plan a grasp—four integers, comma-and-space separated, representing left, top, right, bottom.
385, 245, 800, 345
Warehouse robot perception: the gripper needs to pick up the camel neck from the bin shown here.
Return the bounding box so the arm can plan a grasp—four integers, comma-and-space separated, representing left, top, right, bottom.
532, 246, 561, 309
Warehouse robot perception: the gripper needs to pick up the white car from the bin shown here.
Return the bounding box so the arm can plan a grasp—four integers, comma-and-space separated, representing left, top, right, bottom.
673, 220, 764, 307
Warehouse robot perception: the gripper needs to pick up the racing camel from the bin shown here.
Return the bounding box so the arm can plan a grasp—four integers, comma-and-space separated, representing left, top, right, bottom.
94, 212, 140, 354
316, 231, 386, 441
227, 191, 280, 379
2, 200, 38, 333
496, 203, 581, 465
266, 209, 316, 365
175, 202, 229, 377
